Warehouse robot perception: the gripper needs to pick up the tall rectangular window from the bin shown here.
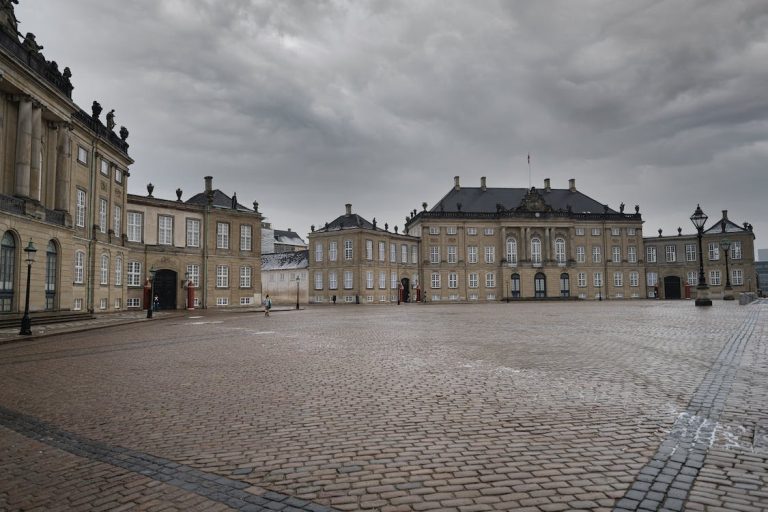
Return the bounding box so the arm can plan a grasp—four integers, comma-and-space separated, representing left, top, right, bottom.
612, 246, 621, 263
577, 272, 587, 287
448, 272, 458, 288
329, 241, 338, 261
379, 271, 386, 289
485, 272, 495, 288
687, 271, 697, 286
344, 240, 353, 260
216, 265, 229, 287
113, 206, 121, 237
240, 225, 252, 251
187, 264, 200, 287
592, 246, 601, 263
74, 251, 84, 284
100, 254, 109, 285
628, 246, 637, 263
344, 271, 353, 289
127, 212, 143, 242
593, 272, 603, 287
709, 270, 721, 286
366, 271, 374, 289
468, 246, 478, 264
158, 215, 173, 245
613, 272, 623, 287
665, 245, 676, 262
647, 246, 657, 263
708, 242, 719, 261
115, 256, 122, 286
186, 219, 200, 247
647, 272, 658, 287
576, 246, 585, 263
685, 244, 696, 262
99, 199, 108, 233
378, 241, 385, 262
366, 240, 373, 260
484, 246, 495, 264
240, 266, 251, 288
732, 269, 743, 285
314, 272, 323, 290
217, 223, 229, 249
329, 271, 337, 290
401, 244, 408, 263
390, 243, 396, 262
430, 246, 440, 264
431, 272, 441, 288
100, 159, 109, 176
731, 241, 742, 260
630, 272, 639, 287
411, 245, 418, 264
391, 272, 398, 289
315, 242, 323, 262
77, 146, 88, 164
127, 261, 141, 286
468, 272, 478, 288
76, 190, 86, 228
447, 246, 457, 264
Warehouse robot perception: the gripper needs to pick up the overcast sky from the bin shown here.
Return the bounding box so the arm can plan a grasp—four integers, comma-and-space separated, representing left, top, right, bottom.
20, 1, 768, 251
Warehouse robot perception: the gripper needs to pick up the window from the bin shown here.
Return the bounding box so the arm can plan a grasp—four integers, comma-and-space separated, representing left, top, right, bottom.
127, 261, 141, 286
391, 272, 398, 289
468, 246, 478, 264
240, 225, 252, 251
577, 272, 587, 287
216, 265, 229, 287
43, 241, 56, 310
576, 246, 585, 263
240, 297, 252, 305
115, 169, 123, 184
329, 241, 337, 261
665, 245, 676, 262
430, 246, 440, 264
613, 272, 623, 287
187, 264, 200, 287
217, 223, 229, 249
73, 298, 83, 311
560, 273, 570, 297
431, 272, 441, 288
100, 254, 109, 285
379, 271, 386, 289
344, 240, 353, 260
630, 272, 639, 287
315, 242, 323, 262
483, 228, 494, 236
485, 272, 495, 288
612, 246, 621, 263
366, 240, 373, 260
531, 239, 541, 265
593, 272, 603, 288
429, 226, 439, 235
240, 266, 251, 288
344, 271, 353, 289
628, 246, 637, 263
100, 159, 109, 176
555, 238, 566, 265
731, 241, 742, 260
158, 216, 173, 245
76, 190, 86, 228
366, 271, 374, 289
627, 228, 636, 236
314, 272, 323, 290
647, 246, 657, 263
77, 146, 88, 164
534, 273, 546, 298
74, 251, 85, 284
611, 227, 620, 236
114, 298, 122, 310
411, 245, 418, 264
506, 238, 518, 265
687, 271, 697, 286
378, 241, 385, 262
708, 242, 719, 261
127, 298, 141, 308
592, 246, 601, 263
468, 272, 478, 288
510, 274, 520, 297
575, 228, 585, 236
446, 226, 457, 235
99, 199, 108, 233
592, 228, 601, 236
709, 270, 721, 286
448, 272, 458, 288
685, 244, 696, 262
113, 206, 121, 237
647, 272, 658, 287
216, 297, 229, 306
401, 244, 408, 263
99, 298, 107, 310
447, 245, 457, 264
484, 246, 495, 264
187, 219, 200, 247
732, 269, 743, 285
114, 256, 122, 286
127, 212, 143, 242
467, 227, 477, 236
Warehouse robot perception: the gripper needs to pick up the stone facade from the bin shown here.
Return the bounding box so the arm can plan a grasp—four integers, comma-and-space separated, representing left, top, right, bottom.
261, 250, 308, 306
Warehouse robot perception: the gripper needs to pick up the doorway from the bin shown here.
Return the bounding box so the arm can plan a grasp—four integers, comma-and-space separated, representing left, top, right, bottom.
664, 276, 682, 299
154, 269, 178, 310
400, 277, 410, 302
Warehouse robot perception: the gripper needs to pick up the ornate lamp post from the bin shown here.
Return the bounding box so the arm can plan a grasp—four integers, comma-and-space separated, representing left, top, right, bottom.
19, 239, 37, 335
720, 239, 734, 300
147, 267, 156, 318
295, 275, 300, 310
690, 205, 712, 307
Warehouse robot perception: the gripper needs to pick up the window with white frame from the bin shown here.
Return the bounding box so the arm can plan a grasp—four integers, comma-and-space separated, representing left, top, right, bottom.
613, 272, 623, 287
240, 266, 251, 288
366, 271, 374, 289
77, 146, 88, 164
329, 271, 337, 290
379, 271, 386, 289
708, 242, 719, 261
506, 238, 518, 265
329, 241, 337, 261
485, 272, 495, 288
612, 246, 621, 263
685, 244, 696, 262
114, 298, 122, 310
687, 271, 697, 286
665, 245, 676, 262
448, 272, 458, 288
411, 245, 418, 264
468, 246, 478, 264
592, 228, 601, 236
531, 239, 541, 265
185, 219, 199, 247
731, 241, 742, 260
390, 242, 396, 262
366, 240, 373, 260
709, 270, 721, 286
314, 272, 323, 290
217, 223, 229, 249
447, 245, 457, 264
99, 298, 108, 310
216, 265, 229, 288
431, 272, 441, 288
187, 264, 200, 287
100, 254, 109, 285
74, 251, 85, 284
401, 244, 408, 263
216, 297, 229, 306
100, 159, 109, 175
127, 298, 141, 308
446, 226, 457, 235
127, 261, 141, 286
429, 226, 439, 235
483, 227, 494, 236
73, 298, 83, 310
391, 272, 398, 289
555, 238, 566, 265
378, 241, 385, 262
467, 227, 477, 235
315, 242, 323, 262
344, 271, 353, 289
76, 190, 86, 228
575, 227, 585, 236
240, 297, 252, 305
115, 169, 123, 184
647, 272, 658, 287
577, 272, 587, 287
468, 272, 478, 288
114, 256, 122, 286
592, 246, 601, 263
344, 240, 353, 260
732, 269, 743, 285
611, 227, 620, 236
576, 246, 585, 263
647, 246, 657, 263
593, 272, 603, 287
127, 212, 143, 242
628, 246, 637, 263
484, 246, 495, 264
113, 206, 121, 237
430, 246, 440, 264
99, 199, 107, 233
158, 216, 173, 245
630, 271, 639, 287
627, 228, 636, 236
240, 225, 252, 251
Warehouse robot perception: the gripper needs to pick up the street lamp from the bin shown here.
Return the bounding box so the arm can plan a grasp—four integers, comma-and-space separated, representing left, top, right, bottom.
720, 239, 734, 300
295, 275, 300, 310
690, 205, 712, 307
147, 267, 156, 318
19, 239, 37, 335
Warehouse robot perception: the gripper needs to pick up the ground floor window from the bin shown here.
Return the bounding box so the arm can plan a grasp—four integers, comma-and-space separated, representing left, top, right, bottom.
534, 272, 546, 298
216, 297, 229, 306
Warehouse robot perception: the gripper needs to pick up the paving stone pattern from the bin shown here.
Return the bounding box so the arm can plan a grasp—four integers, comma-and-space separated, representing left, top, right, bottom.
0, 301, 766, 511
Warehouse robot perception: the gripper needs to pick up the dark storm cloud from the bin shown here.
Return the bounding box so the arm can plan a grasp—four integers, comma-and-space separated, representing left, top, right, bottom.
19, 0, 768, 248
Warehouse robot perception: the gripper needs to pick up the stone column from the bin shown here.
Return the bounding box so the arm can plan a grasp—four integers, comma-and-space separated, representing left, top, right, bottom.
545, 227, 551, 262
29, 104, 42, 201
54, 123, 72, 211
522, 227, 528, 261
14, 97, 32, 198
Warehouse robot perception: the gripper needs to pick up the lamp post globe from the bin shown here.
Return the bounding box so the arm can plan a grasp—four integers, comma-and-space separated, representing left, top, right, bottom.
690, 205, 712, 307
19, 239, 37, 335
720, 239, 734, 300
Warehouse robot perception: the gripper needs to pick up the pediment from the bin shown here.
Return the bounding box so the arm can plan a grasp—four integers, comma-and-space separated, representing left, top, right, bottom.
517, 188, 553, 212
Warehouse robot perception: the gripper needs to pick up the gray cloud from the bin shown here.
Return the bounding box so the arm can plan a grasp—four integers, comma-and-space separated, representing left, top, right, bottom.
20, 0, 768, 249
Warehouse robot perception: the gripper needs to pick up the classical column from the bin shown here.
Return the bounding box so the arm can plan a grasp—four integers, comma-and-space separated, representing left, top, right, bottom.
545, 227, 551, 262
14, 97, 32, 198
522, 227, 528, 261
29, 104, 42, 201
54, 123, 72, 211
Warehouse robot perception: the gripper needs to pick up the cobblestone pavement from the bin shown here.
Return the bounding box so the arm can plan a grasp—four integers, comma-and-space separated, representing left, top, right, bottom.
0, 301, 766, 511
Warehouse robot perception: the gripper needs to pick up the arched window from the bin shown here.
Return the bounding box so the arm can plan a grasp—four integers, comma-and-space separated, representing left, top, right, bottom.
506, 238, 518, 265
511, 273, 521, 298
554, 238, 566, 265
531, 238, 542, 266
100, 254, 109, 285
534, 272, 546, 298
0, 232, 16, 312
45, 241, 58, 310
560, 272, 570, 298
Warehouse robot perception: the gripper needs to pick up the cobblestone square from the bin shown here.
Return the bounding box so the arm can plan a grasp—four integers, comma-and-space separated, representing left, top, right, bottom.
1, 301, 766, 511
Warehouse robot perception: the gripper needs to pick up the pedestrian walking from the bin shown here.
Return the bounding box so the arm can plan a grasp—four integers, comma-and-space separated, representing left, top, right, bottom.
153, 294, 159, 311
264, 294, 272, 317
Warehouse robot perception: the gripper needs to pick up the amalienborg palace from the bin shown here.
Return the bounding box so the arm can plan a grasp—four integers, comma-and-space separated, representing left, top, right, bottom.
0, 2, 758, 319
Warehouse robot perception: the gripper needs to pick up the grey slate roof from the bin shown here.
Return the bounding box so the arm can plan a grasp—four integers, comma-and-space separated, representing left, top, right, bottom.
274, 229, 306, 246
431, 187, 615, 214
316, 213, 381, 232
261, 250, 309, 271
704, 215, 752, 235
185, 190, 251, 211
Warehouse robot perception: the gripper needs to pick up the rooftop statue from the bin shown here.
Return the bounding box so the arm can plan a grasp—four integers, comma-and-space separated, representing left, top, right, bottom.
0, 0, 19, 36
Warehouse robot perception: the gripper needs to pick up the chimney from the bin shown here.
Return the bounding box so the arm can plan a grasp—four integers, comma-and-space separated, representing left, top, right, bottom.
544, 178, 551, 192
568, 178, 576, 192
204, 176, 213, 193
722, 210, 728, 220
454, 176, 460, 191
480, 176, 486, 191
345, 203, 352, 216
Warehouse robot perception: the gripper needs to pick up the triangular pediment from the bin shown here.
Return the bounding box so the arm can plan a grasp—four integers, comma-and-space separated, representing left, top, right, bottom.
517, 188, 553, 212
